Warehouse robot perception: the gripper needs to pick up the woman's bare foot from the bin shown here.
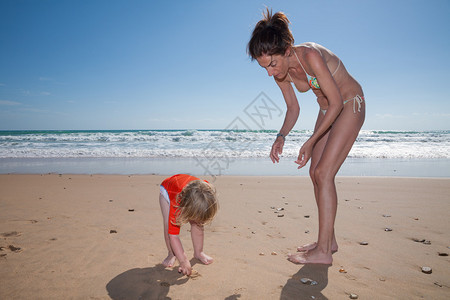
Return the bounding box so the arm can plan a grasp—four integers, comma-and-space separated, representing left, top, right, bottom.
297, 242, 338, 253
195, 252, 213, 265
162, 254, 177, 267
288, 248, 333, 265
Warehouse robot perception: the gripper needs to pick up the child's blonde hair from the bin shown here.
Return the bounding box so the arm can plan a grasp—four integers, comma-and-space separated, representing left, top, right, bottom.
174, 180, 218, 226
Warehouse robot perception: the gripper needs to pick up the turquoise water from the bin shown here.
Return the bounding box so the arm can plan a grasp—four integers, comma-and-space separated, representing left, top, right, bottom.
1, 130, 449, 177
1, 129, 449, 158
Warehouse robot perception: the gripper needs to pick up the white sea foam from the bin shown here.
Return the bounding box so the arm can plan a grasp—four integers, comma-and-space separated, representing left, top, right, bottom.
0, 130, 449, 159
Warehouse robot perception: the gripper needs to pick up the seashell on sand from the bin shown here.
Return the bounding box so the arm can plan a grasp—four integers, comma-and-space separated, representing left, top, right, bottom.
300, 278, 318, 285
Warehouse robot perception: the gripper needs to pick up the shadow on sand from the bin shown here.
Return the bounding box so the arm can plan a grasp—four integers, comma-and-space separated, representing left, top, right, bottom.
280, 264, 330, 300
106, 262, 194, 300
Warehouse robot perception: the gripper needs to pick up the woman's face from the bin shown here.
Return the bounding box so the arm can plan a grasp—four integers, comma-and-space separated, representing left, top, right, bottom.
256, 53, 288, 79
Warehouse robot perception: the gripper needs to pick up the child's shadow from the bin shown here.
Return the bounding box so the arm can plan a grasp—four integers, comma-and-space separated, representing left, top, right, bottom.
280, 264, 330, 300
106, 261, 196, 300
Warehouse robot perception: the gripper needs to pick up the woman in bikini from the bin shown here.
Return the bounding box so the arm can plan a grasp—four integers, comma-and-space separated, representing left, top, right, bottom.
248, 9, 365, 265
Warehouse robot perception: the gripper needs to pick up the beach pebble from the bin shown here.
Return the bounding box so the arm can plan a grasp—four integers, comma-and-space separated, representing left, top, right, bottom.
339, 268, 347, 273
384, 228, 393, 232
421, 266, 432, 274
259, 252, 265, 256
412, 238, 425, 243
278, 214, 284, 217
359, 241, 369, 245
305, 230, 310, 234
349, 294, 358, 299
271, 251, 277, 255
304, 215, 310, 218
277, 207, 284, 211
109, 230, 117, 234
423, 240, 431, 245
128, 209, 135, 212
300, 278, 318, 285
438, 252, 448, 256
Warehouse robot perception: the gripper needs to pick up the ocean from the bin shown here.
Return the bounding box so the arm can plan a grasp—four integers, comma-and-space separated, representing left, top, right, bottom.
0, 130, 449, 177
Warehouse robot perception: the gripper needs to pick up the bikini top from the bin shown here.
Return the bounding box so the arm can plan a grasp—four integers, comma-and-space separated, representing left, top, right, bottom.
288, 46, 340, 92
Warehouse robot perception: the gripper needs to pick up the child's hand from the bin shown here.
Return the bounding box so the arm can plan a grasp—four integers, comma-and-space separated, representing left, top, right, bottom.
178, 260, 192, 276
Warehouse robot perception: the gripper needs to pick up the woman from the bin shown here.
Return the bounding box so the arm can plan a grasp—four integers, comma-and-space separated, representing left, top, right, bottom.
248, 9, 365, 264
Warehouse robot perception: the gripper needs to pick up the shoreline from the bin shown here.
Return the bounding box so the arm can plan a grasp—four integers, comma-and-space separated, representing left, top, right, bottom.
1, 174, 449, 299
1, 157, 450, 178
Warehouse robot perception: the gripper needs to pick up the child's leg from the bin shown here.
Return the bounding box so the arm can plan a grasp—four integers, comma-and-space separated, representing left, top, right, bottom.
159, 193, 176, 267
190, 222, 213, 265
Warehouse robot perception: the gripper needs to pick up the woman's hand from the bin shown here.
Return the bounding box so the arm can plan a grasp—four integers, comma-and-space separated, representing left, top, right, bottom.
295, 140, 313, 169
270, 136, 285, 163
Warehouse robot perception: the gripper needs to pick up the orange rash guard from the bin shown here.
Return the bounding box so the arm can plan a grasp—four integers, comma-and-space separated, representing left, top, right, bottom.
161, 174, 203, 235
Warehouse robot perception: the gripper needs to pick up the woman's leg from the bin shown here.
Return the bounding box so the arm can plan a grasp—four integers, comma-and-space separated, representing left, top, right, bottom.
297, 111, 338, 253
289, 102, 365, 264
159, 193, 177, 267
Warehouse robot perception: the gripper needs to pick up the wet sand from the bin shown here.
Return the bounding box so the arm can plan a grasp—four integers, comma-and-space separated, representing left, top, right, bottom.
0, 174, 449, 299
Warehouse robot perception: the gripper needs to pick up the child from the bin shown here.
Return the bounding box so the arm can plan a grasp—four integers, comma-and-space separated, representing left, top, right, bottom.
159, 174, 218, 276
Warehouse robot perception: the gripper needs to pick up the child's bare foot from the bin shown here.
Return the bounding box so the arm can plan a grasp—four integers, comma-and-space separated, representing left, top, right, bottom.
195, 252, 213, 265
288, 248, 333, 265
297, 242, 338, 253
163, 254, 176, 267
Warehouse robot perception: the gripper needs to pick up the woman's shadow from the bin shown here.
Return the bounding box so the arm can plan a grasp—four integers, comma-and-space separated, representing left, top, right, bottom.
106, 261, 195, 300
280, 264, 330, 300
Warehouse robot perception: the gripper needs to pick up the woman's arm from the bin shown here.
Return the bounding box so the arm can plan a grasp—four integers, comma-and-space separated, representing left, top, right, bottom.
277, 80, 300, 136
169, 234, 191, 275
270, 81, 300, 163
295, 49, 343, 168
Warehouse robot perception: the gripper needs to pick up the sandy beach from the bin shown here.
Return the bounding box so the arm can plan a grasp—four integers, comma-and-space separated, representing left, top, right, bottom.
0, 174, 449, 299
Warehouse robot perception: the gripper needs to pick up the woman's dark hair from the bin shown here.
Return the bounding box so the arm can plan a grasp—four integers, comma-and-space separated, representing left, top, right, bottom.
247, 8, 294, 60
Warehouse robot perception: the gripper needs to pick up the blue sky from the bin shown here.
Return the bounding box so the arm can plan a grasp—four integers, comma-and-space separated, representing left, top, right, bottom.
1, 0, 449, 131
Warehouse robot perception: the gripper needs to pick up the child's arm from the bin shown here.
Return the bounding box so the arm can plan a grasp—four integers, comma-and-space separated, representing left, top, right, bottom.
169, 234, 192, 275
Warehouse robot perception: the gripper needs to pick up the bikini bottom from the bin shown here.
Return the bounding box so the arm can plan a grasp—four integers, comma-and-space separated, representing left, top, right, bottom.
321, 94, 364, 115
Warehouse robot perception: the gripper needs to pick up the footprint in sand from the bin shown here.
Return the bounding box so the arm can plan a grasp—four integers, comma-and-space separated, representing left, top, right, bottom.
1, 231, 22, 238
0, 245, 22, 254
183, 269, 201, 279
8, 245, 22, 252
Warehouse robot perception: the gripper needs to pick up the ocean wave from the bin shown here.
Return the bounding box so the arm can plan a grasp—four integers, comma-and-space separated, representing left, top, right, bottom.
0, 130, 449, 159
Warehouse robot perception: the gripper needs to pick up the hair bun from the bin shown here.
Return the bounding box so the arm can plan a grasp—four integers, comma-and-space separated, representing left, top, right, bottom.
247, 8, 294, 59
